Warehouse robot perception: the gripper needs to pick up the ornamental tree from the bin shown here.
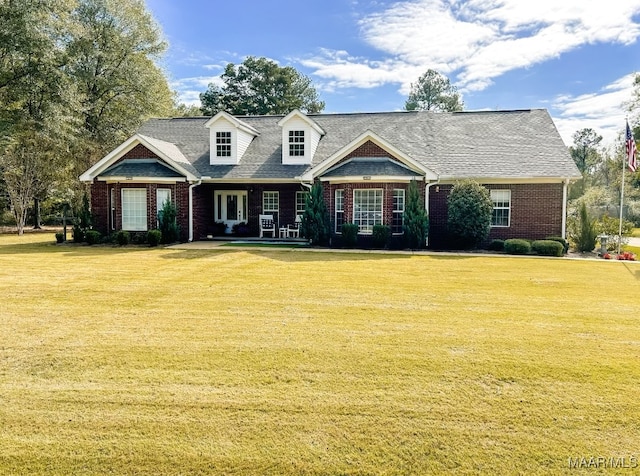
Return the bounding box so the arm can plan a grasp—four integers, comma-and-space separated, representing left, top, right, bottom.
447, 180, 493, 249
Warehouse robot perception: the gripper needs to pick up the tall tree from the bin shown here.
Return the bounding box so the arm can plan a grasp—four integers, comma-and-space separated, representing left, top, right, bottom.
67, 0, 174, 174
404, 69, 463, 112
569, 128, 603, 176
200, 56, 325, 116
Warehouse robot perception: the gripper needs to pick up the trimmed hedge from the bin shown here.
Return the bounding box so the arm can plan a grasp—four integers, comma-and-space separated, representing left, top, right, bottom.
148, 229, 162, 247
341, 223, 359, 248
85, 230, 102, 245
372, 225, 391, 249
532, 239, 564, 257
545, 236, 569, 254
487, 239, 505, 251
504, 238, 531, 255
115, 230, 130, 246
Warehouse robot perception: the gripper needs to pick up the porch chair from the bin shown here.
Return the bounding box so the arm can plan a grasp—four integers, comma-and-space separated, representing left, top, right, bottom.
259, 214, 276, 238
287, 215, 302, 238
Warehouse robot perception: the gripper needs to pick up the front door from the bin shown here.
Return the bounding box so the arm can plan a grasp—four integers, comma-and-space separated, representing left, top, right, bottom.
215, 191, 248, 233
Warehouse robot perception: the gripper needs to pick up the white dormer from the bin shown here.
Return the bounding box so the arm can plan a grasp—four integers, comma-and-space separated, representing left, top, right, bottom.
204, 111, 259, 165
277, 109, 325, 165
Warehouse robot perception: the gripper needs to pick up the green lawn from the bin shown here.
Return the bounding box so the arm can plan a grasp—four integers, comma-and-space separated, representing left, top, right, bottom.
1, 233, 639, 475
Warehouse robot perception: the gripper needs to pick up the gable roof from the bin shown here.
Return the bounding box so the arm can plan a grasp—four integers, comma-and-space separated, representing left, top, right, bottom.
89, 109, 579, 183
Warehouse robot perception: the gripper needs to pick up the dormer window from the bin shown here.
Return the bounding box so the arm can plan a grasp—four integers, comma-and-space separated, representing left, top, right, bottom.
289, 130, 305, 156
216, 131, 232, 157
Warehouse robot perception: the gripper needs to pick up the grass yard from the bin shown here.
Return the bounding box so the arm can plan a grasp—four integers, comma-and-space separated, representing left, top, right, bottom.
1, 234, 639, 475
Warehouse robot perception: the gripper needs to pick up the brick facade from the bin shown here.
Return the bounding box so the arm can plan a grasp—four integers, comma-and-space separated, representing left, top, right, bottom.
428, 183, 565, 249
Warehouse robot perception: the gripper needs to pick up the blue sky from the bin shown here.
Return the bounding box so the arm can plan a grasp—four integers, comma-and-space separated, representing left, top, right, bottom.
145, 0, 640, 147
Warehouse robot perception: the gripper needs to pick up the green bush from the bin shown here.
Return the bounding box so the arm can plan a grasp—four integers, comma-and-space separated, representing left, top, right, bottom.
85, 230, 101, 245
595, 215, 633, 251
55, 232, 64, 244
447, 180, 493, 249
158, 199, 179, 243
372, 225, 391, 248
487, 239, 504, 251
341, 223, 358, 248
545, 236, 569, 254
403, 180, 429, 249
148, 229, 162, 247
300, 182, 331, 246
115, 230, 130, 246
504, 239, 531, 255
568, 202, 597, 252
531, 239, 564, 257
73, 224, 84, 243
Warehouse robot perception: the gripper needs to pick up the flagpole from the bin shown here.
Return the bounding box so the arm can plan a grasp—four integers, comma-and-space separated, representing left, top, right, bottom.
618, 155, 625, 255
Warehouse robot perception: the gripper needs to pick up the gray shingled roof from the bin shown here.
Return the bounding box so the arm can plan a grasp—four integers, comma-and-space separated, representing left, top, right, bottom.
322, 157, 421, 178
135, 109, 579, 181
102, 159, 184, 178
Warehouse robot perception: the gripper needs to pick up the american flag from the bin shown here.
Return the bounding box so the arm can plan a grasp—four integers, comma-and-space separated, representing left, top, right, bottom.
627, 121, 637, 172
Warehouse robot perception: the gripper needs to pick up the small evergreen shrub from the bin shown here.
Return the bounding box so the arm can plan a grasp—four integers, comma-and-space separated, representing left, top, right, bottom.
131, 232, 146, 245
148, 229, 162, 247
73, 225, 84, 243
372, 225, 391, 248
55, 232, 64, 244
300, 182, 331, 246
568, 202, 597, 252
85, 230, 101, 245
115, 230, 130, 246
531, 239, 564, 257
545, 236, 569, 254
504, 238, 531, 255
403, 180, 429, 249
341, 223, 359, 248
487, 239, 504, 251
158, 199, 179, 243
446, 180, 493, 249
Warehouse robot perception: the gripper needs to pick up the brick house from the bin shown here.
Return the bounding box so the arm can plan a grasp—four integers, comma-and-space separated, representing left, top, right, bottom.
80, 109, 580, 247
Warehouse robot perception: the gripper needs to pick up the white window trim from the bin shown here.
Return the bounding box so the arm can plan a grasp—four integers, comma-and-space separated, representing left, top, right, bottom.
353, 188, 383, 235
288, 130, 305, 157
295, 191, 308, 217
121, 188, 147, 232
216, 131, 232, 157
263, 191, 279, 213
156, 188, 171, 228
392, 188, 405, 235
335, 189, 344, 234
490, 189, 511, 228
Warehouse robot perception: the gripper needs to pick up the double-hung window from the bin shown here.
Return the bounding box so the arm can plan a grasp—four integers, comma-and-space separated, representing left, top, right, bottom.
490, 190, 511, 227
335, 189, 344, 233
392, 189, 405, 234
122, 188, 147, 231
263, 191, 279, 214
353, 189, 382, 234
288, 130, 305, 156
216, 131, 231, 157
156, 188, 171, 228
295, 191, 308, 217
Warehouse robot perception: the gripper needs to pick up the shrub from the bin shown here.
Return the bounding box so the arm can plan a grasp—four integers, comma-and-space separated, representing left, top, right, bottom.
487, 239, 504, 251
447, 180, 493, 249
55, 232, 64, 244
85, 230, 101, 245
568, 202, 597, 252
300, 182, 331, 246
72, 224, 84, 243
131, 232, 147, 245
531, 239, 564, 257
158, 199, 179, 243
504, 239, 531, 255
403, 180, 429, 249
148, 229, 162, 247
115, 230, 130, 246
545, 236, 569, 254
341, 223, 359, 248
372, 225, 391, 249
231, 222, 250, 236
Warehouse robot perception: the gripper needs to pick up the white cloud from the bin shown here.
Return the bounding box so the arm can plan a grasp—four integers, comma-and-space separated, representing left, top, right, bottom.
170, 76, 223, 105
301, 0, 640, 94
551, 73, 637, 147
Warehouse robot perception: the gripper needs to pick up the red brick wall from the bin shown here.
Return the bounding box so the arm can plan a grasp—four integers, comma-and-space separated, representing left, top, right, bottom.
428, 183, 565, 248
89, 180, 189, 241
323, 181, 425, 234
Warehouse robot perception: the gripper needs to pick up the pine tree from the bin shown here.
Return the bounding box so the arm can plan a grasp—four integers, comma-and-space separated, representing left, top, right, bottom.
403, 180, 429, 249
300, 182, 330, 245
